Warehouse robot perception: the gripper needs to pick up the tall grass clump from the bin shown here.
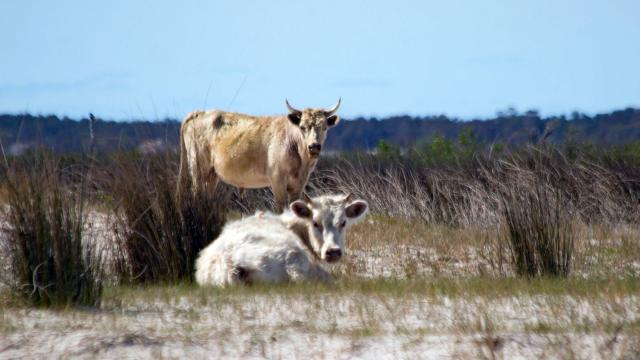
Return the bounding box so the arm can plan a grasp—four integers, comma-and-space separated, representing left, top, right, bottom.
500, 178, 575, 277
104, 153, 228, 284
0, 153, 102, 307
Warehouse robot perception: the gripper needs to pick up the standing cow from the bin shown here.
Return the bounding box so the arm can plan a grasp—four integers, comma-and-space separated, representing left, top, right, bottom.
178, 99, 341, 211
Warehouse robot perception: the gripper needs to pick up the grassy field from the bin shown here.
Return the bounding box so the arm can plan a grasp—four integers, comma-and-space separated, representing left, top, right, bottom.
2, 277, 639, 358
2, 217, 640, 359
1, 148, 640, 358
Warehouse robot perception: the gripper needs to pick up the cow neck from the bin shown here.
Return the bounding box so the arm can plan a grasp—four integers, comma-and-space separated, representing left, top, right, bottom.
286, 220, 322, 262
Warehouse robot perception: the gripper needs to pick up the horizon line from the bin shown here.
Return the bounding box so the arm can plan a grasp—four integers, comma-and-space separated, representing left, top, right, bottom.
1, 106, 639, 123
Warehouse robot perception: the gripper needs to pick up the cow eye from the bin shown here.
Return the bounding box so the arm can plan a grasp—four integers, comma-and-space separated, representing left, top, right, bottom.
340, 220, 346, 228
313, 222, 321, 229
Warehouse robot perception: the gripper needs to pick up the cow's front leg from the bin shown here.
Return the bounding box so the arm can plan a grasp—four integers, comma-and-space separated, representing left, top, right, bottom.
271, 177, 288, 213
287, 184, 303, 204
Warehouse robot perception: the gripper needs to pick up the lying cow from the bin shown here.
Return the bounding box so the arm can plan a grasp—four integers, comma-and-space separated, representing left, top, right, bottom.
178, 99, 342, 212
195, 193, 368, 286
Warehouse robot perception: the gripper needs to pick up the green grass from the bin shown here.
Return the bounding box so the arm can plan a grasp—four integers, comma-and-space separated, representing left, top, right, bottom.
100, 276, 640, 306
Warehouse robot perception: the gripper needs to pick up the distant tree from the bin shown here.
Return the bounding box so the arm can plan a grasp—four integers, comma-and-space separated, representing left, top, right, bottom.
428, 134, 455, 163
376, 139, 400, 158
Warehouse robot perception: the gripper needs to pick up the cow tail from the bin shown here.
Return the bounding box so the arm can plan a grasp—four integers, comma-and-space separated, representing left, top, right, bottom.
176, 114, 191, 202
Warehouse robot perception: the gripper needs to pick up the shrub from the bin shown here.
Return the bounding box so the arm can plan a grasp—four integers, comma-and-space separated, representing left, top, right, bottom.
0, 154, 102, 307
376, 139, 400, 158
105, 153, 228, 284
499, 174, 575, 277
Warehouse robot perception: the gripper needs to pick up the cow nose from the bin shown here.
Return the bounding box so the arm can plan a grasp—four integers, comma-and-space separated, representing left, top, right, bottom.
308, 143, 321, 153
325, 248, 342, 262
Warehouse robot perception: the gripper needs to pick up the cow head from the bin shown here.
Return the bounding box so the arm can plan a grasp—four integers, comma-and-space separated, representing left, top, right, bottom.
286, 99, 341, 158
289, 193, 368, 263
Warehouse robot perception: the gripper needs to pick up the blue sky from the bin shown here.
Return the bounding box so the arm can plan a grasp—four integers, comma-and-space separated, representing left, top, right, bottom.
1, 1, 639, 120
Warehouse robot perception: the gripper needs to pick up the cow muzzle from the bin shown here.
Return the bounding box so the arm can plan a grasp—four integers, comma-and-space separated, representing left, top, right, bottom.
308, 143, 322, 157
324, 248, 342, 263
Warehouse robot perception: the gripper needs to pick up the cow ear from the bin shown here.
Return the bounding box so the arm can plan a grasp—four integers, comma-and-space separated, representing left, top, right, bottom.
288, 113, 301, 126
345, 200, 368, 220
290, 200, 312, 218
327, 115, 340, 127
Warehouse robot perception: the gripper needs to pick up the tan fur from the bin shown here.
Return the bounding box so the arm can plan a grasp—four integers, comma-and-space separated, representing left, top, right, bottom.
178, 103, 340, 211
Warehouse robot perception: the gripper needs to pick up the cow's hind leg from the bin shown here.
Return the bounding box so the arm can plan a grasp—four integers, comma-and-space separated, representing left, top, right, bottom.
232, 265, 253, 285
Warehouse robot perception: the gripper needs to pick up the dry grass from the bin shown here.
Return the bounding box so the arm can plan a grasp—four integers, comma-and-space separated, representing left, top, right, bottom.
302, 146, 640, 279
3, 136, 640, 358
101, 153, 229, 284
2, 146, 639, 290
307, 146, 640, 227
93, 146, 612, 284
330, 216, 640, 280
0, 153, 102, 307
500, 179, 575, 277
2, 152, 640, 358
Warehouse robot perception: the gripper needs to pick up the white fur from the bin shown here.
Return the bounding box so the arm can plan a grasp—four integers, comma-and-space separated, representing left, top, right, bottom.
195, 194, 368, 287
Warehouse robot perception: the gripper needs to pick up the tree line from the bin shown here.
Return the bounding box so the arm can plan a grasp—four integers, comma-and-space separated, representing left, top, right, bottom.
1, 107, 639, 154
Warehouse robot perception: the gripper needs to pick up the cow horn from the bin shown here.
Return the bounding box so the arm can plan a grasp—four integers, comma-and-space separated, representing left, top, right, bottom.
324, 98, 341, 116
285, 99, 302, 114
343, 193, 354, 203
302, 192, 313, 203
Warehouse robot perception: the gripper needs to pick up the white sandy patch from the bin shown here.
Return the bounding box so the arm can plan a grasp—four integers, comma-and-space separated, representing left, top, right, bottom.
2, 293, 639, 359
